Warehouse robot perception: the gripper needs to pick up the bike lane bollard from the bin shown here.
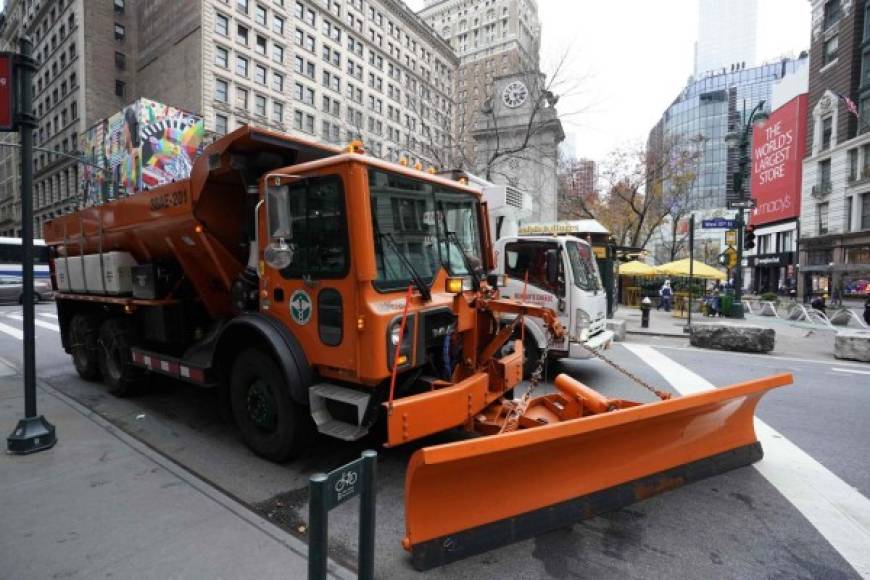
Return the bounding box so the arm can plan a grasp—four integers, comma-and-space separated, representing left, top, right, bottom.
309, 450, 377, 580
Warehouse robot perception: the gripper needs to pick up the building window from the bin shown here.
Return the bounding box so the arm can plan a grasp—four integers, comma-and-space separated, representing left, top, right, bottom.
114, 23, 126, 41
824, 0, 841, 30
823, 35, 838, 66
215, 114, 228, 135
273, 15, 284, 35
216, 46, 229, 68
115, 80, 126, 97
237, 0, 249, 14
273, 101, 284, 123
236, 87, 249, 109
215, 13, 229, 36
273, 72, 284, 92
236, 55, 249, 77
818, 159, 832, 194
238, 25, 249, 45
255, 63, 267, 84
821, 116, 833, 150
256, 35, 267, 55
114, 0, 125, 14
114, 51, 126, 70
849, 148, 858, 181
847, 196, 854, 232
255, 4, 267, 26
215, 78, 229, 102
861, 96, 870, 135
818, 202, 830, 235
273, 43, 284, 63
863, 193, 870, 229
255, 94, 267, 116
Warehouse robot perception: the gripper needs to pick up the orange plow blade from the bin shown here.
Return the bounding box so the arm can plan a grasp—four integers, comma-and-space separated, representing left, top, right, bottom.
403, 373, 792, 570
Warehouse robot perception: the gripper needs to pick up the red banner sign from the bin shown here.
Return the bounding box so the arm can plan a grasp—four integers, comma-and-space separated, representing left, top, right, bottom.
0, 53, 13, 131
750, 94, 807, 226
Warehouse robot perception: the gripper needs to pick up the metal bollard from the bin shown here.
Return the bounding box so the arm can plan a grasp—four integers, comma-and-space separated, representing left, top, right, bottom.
308, 450, 378, 580
640, 297, 651, 328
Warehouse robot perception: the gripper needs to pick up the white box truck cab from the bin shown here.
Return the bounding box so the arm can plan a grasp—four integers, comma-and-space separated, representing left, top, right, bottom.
494, 234, 614, 375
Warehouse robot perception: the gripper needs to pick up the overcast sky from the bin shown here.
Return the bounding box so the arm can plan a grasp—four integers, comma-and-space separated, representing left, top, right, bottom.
410, 0, 811, 163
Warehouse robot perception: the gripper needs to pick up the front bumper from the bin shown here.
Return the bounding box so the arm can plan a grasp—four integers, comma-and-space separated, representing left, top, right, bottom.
568, 330, 615, 359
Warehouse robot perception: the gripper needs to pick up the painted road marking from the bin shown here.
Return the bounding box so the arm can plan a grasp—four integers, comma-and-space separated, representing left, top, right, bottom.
832, 368, 870, 376
624, 343, 870, 579
6, 313, 60, 332
38, 312, 58, 320
652, 344, 870, 370
0, 322, 22, 340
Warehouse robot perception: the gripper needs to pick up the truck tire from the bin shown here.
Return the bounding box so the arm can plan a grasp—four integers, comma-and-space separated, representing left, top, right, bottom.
97, 317, 145, 397
69, 314, 101, 381
230, 348, 313, 462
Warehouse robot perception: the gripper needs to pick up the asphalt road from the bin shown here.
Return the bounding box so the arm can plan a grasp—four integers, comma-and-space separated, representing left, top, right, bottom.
1, 302, 867, 579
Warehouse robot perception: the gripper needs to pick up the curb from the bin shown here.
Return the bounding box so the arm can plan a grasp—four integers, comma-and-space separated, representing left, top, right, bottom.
0, 358, 356, 580
625, 330, 688, 339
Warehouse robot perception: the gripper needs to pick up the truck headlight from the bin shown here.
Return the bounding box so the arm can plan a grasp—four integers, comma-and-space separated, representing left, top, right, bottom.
575, 309, 591, 340
390, 323, 403, 346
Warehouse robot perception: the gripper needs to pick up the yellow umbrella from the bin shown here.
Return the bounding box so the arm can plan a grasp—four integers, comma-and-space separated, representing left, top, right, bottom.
619, 260, 657, 276
656, 258, 726, 280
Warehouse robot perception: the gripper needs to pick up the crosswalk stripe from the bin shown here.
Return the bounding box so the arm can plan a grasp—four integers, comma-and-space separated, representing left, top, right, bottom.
0, 322, 22, 340
6, 313, 60, 332
623, 343, 870, 579
832, 368, 870, 376
38, 312, 58, 320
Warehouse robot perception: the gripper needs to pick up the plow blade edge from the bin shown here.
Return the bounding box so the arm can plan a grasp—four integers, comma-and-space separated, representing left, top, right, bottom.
403, 373, 792, 570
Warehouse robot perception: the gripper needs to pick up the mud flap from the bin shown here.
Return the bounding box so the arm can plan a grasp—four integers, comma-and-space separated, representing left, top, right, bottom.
403, 373, 792, 570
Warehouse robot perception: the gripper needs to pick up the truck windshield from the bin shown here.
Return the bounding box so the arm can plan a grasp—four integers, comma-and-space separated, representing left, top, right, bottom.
566, 241, 602, 292
368, 168, 483, 292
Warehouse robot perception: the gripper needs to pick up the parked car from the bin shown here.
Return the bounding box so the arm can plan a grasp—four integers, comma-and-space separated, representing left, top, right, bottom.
0, 276, 53, 303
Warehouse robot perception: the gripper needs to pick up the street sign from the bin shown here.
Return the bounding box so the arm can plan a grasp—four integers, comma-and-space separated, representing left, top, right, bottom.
702, 218, 737, 229
0, 53, 15, 131
725, 229, 737, 246
728, 199, 756, 209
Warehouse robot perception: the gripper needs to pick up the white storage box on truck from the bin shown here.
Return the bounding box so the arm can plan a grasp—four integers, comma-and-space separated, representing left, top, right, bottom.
83, 252, 138, 295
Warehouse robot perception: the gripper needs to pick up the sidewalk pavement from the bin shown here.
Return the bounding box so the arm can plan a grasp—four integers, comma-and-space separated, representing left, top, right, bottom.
0, 362, 353, 580
613, 306, 842, 363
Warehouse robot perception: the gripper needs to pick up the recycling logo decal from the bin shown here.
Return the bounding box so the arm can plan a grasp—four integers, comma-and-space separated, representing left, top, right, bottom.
289, 290, 312, 325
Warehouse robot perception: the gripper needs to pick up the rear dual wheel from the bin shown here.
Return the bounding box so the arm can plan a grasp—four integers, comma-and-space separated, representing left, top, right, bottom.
69, 314, 101, 381
97, 317, 145, 397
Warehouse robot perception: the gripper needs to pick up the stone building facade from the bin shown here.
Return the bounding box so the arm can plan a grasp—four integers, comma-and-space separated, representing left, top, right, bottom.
800, 0, 870, 300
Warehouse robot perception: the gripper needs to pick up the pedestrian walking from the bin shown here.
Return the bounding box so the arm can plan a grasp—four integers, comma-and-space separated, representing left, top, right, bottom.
863, 296, 870, 326
658, 279, 673, 312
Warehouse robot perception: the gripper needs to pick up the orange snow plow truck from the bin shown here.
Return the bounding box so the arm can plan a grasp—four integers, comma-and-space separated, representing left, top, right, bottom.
44, 127, 791, 570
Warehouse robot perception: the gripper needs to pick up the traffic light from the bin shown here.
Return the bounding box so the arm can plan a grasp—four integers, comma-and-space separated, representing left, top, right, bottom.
744, 226, 756, 250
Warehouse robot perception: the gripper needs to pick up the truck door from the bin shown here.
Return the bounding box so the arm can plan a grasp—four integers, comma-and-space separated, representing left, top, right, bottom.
263, 173, 356, 372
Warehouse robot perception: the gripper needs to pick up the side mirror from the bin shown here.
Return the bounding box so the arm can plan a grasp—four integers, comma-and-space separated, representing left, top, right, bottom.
264, 238, 294, 270
546, 249, 559, 284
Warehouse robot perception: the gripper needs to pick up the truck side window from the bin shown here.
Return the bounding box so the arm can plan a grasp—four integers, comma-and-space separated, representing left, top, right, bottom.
504, 241, 564, 297
280, 175, 349, 279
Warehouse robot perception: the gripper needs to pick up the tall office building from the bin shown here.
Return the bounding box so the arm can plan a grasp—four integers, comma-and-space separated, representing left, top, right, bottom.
0, 0, 135, 236
418, 0, 540, 164
694, 0, 758, 76
0, 0, 457, 235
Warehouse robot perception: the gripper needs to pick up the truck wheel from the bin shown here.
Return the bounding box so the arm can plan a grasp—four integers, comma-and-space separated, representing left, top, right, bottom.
69, 314, 101, 380
97, 317, 145, 397
230, 348, 312, 463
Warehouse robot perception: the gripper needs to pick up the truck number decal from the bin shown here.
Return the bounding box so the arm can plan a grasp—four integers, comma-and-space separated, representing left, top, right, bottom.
150, 189, 188, 211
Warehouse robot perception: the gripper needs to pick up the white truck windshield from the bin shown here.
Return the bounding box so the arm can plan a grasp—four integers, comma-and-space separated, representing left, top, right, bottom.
566, 241, 602, 292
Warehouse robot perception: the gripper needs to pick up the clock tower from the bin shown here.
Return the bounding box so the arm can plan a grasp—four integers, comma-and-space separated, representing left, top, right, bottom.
472, 73, 565, 222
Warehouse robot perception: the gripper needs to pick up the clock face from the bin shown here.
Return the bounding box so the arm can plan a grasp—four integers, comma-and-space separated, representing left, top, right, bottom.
502, 81, 528, 108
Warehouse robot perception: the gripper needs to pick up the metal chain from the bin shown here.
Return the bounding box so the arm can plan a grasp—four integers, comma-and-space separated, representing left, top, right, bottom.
499, 337, 551, 434
575, 341, 672, 401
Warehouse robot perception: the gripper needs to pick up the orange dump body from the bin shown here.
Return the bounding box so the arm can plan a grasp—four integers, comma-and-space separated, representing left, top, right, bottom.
43, 127, 340, 318
403, 372, 793, 570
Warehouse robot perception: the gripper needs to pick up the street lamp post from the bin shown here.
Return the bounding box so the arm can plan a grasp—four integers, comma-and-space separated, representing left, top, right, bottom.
725, 100, 769, 319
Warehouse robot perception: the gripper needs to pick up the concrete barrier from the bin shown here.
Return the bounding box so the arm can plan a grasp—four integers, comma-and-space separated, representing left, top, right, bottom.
689, 322, 775, 353
834, 329, 870, 362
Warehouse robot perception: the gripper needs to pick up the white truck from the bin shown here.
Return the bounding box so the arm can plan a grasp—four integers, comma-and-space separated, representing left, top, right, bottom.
493, 232, 614, 376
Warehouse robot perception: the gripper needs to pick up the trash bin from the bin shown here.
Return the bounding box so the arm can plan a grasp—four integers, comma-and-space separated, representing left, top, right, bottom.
720, 294, 733, 317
